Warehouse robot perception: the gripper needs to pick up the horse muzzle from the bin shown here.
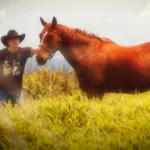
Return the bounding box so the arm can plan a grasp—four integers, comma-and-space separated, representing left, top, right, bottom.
36, 55, 47, 65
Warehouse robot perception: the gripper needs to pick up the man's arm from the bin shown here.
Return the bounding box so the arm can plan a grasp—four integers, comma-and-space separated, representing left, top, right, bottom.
31, 47, 40, 56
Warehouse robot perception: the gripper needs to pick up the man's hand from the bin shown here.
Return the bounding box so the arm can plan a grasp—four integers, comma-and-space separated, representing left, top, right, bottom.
31, 47, 40, 56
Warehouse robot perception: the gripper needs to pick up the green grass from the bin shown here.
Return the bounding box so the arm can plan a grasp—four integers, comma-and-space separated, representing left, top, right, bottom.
0, 68, 150, 150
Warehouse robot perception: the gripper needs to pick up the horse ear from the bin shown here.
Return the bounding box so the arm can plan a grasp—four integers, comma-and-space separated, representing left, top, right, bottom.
40, 17, 47, 26
51, 16, 57, 28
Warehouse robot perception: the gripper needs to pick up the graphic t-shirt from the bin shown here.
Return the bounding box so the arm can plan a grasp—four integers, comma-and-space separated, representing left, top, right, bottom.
0, 47, 32, 92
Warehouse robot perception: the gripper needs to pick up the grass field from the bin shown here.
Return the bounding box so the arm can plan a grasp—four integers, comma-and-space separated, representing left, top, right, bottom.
0, 68, 150, 150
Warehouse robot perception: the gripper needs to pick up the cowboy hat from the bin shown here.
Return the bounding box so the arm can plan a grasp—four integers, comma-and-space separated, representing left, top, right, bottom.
1, 30, 25, 47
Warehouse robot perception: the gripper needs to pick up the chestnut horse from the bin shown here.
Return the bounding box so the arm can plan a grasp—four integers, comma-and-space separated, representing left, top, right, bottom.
36, 16, 150, 99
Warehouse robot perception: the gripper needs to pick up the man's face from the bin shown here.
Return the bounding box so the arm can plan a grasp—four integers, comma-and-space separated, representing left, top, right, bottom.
7, 37, 20, 49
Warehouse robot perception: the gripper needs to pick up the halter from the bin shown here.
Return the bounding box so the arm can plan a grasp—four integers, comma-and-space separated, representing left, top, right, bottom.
39, 31, 61, 59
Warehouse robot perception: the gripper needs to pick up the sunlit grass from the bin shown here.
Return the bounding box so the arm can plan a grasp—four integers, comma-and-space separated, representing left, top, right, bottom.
0, 68, 150, 150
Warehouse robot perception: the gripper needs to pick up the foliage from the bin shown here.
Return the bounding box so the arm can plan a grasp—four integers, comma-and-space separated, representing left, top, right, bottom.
0, 68, 150, 150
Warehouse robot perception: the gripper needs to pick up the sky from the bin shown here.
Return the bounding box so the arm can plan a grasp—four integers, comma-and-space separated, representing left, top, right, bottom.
0, 0, 150, 70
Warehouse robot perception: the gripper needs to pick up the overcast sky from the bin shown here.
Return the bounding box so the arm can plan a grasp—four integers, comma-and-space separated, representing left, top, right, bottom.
0, 0, 150, 68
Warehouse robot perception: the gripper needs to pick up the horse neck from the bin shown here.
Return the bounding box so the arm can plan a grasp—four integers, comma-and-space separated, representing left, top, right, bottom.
59, 25, 97, 68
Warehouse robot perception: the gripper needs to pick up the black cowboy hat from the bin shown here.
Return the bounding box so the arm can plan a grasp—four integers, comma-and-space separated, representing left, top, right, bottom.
1, 30, 26, 47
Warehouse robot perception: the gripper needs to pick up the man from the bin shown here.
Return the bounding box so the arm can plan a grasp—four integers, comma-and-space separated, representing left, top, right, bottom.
0, 30, 39, 106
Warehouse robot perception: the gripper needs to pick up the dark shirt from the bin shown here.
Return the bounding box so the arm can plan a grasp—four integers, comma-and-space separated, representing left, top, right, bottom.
0, 47, 32, 92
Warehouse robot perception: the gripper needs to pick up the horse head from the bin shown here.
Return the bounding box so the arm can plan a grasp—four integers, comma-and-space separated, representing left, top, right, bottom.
36, 16, 61, 65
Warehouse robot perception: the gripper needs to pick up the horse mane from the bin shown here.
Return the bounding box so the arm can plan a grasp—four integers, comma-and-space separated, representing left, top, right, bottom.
58, 24, 116, 44
100, 37, 116, 44
73, 28, 116, 44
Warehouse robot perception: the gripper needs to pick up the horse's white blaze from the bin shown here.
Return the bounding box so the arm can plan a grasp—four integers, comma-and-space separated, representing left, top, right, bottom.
40, 31, 48, 45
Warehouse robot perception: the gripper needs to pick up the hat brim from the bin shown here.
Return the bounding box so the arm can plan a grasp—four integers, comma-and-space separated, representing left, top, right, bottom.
1, 34, 26, 47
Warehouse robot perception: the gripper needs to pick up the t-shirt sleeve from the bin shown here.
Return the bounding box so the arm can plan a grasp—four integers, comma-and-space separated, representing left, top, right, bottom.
21, 47, 32, 59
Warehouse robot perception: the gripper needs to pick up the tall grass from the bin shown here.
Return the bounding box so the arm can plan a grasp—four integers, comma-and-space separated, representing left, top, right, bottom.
23, 68, 79, 99
0, 68, 150, 150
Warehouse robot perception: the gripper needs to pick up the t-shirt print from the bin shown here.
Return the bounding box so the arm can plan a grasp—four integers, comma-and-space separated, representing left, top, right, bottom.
3, 56, 21, 76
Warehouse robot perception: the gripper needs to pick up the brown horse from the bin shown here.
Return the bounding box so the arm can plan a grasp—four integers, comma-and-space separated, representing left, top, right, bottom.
36, 16, 150, 99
